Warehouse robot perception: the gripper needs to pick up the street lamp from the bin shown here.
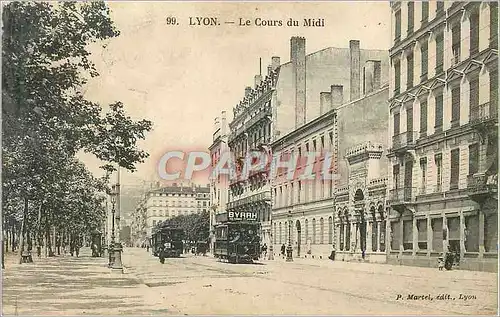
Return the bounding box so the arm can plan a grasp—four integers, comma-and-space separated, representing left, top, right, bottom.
286, 210, 293, 262
108, 187, 117, 267
110, 183, 123, 273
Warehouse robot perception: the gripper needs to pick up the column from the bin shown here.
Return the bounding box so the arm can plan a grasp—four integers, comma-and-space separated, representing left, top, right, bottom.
399, 217, 404, 253
386, 217, 392, 252
335, 223, 341, 251
366, 220, 372, 253
478, 210, 485, 257
350, 221, 356, 252
343, 222, 347, 251
376, 221, 381, 252
427, 214, 432, 256
442, 213, 448, 252
412, 216, 418, 255
355, 221, 361, 253
459, 211, 465, 259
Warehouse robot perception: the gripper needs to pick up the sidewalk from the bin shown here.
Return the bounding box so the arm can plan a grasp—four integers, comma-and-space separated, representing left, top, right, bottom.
2, 248, 177, 315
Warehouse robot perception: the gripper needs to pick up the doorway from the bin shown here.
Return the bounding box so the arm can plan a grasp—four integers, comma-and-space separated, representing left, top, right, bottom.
296, 220, 301, 256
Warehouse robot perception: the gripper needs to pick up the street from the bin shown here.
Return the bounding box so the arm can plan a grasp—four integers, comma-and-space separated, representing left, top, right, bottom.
2, 247, 497, 315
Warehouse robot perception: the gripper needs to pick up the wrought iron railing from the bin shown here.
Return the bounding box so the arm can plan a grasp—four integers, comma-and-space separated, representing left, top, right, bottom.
392, 131, 418, 151
388, 187, 416, 204
467, 173, 498, 194
470, 102, 495, 124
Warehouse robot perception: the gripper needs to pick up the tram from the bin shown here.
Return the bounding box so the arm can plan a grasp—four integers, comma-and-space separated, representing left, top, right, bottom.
214, 219, 261, 264
151, 224, 184, 258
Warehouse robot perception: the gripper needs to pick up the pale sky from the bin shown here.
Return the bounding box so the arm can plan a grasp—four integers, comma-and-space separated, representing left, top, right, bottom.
80, 1, 391, 186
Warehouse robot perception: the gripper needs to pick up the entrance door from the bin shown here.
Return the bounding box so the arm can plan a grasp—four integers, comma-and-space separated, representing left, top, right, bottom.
360, 215, 366, 252
296, 220, 301, 256
404, 160, 413, 200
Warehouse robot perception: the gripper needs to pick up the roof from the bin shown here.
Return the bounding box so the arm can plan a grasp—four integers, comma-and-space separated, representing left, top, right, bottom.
149, 185, 210, 195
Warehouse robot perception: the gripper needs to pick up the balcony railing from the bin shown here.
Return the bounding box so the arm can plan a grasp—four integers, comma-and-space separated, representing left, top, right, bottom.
467, 173, 498, 196
392, 131, 418, 152
470, 102, 496, 125
227, 191, 271, 210
388, 187, 416, 205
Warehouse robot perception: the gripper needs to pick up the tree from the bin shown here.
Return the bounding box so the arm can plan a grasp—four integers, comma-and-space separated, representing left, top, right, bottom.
2, 1, 152, 264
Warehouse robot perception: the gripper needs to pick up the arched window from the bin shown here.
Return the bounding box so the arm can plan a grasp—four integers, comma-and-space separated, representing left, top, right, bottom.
328, 216, 333, 244
305, 219, 309, 242
279, 222, 282, 244
312, 218, 317, 244
320, 218, 324, 244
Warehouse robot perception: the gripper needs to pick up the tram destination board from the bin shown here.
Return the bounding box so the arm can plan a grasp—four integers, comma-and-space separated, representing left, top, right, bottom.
228, 211, 258, 221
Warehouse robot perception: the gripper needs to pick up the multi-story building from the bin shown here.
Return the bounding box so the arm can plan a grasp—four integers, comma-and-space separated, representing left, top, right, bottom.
130, 195, 147, 246
209, 111, 230, 252
144, 183, 210, 236
271, 37, 390, 259
387, 1, 497, 272
225, 59, 279, 247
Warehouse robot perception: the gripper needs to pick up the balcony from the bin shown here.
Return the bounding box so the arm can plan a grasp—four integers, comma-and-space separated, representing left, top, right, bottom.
388, 187, 416, 211
467, 173, 498, 203
470, 102, 497, 126
391, 131, 418, 154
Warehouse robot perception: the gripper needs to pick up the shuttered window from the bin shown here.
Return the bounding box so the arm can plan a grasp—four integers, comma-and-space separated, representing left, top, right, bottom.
395, 10, 401, 41
421, 41, 428, 81
422, 1, 429, 23
470, 12, 479, 55
407, 2, 414, 34
491, 2, 498, 48
435, 93, 443, 131
469, 143, 479, 175
452, 24, 461, 63
394, 60, 401, 94
470, 77, 480, 120
451, 86, 460, 126
490, 68, 498, 115
432, 218, 443, 252
407, 52, 414, 88
420, 100, 428, 134
436, 32, 444, 73
394, 112, 400, 135
450, 149, 460, 190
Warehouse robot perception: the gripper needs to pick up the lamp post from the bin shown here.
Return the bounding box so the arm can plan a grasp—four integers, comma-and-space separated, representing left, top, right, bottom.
111, 176, 124, 273
108, 187, 117, 267
286, 210, 293, 262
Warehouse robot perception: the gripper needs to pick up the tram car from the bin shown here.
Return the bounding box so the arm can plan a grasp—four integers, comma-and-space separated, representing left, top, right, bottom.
151, 224, 184, 258
214, 221, 261, 264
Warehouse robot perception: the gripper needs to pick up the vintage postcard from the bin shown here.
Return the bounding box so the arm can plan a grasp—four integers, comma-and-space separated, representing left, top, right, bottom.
1, 1, 498, 315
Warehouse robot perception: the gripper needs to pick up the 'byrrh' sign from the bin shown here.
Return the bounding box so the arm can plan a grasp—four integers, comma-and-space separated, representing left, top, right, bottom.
228, 211, 258, 221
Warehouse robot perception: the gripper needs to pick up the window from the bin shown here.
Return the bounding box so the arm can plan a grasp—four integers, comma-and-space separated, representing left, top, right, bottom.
320, 218, 324, 244
450, 149, 460, 190
451, 86, 460, 126
465, 214, 479, 252
421, 1, 429, 23
435, 154, 443, 192
305, 219, 309, 243
394, 112, 400, 135
470, 76, 480, 120
391, 221, 401, 251
407, 2, 414, 34
420, 100, 428, 135
490, 68, 498, 115
395, 9, 401, 41
451, 23, 461, 64
491, 2, 498, 48
406, 106, 414, 141
290, 182, 294, 205
407, 52, 414, 89
311, 175, 316, 201
393, 164, 400, 189
470, 11, 479, 55
420, 40, 428, 81
394, 60, 401, 95
403, 220, 413, 250
328, 217, 333, 244
436, 1, 444, 14
431, 218, 443, 252
484, 213, 498, 253
435, 32, 444, 73
469, 143, 479, 175
417, 219, 427, 250
312, 218, 317, 244
420, 158, 427, 194
320, 135, 325, 151
298, 181, 301, 203
434, 93, 443, 132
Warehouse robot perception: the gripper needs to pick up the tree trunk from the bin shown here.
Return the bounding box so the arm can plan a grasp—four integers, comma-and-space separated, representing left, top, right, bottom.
11, 222, 15, 252
18, 198, 28, 264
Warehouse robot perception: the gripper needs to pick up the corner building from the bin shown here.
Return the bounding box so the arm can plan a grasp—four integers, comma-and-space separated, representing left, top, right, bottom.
388, 1, 498, 271
271, 37, 390, 259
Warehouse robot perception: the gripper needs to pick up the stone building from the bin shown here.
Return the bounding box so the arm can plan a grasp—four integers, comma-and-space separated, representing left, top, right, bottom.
271, 37, 390, 259
208, 111, 230, 252
144, 183, 210, 236
130, 195, 147, 247
225, 58, 279, 247
387, 1, 497, 271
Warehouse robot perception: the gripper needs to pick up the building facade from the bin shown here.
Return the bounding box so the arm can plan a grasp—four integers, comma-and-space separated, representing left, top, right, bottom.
271, 37, 390, 259
130, 195, 147, 247
144, 183, 210, 236
225, 59, 278, 248
388, 1, 498, 272
209, 111, 230, 252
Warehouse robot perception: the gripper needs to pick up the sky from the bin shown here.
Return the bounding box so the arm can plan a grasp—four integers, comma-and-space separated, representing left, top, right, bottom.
79, 1, 391, 187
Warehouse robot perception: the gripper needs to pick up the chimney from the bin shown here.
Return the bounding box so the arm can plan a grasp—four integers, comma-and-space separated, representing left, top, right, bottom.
267, 65, 272, 76
320, 92, 332, 115
331, 85, 344, 108
245, 86, 252, 97
373, 60, 381, 90
221, 111, 227, 136
349, 40, 361, 101
271, 56, 280, 71
254, 75, 262, 88
291, 36, 306, 128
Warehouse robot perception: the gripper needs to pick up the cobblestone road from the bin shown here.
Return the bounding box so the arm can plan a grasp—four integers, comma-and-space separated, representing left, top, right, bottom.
2, 247, 498, 315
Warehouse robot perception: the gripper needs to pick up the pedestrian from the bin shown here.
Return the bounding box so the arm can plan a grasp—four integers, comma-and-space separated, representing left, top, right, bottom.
262, 243, 268, 259
281, 244, 286, 258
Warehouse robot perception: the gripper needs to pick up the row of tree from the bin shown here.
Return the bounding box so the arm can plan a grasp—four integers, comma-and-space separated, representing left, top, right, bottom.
155, 210, 210, 243
2, 2, 152, 265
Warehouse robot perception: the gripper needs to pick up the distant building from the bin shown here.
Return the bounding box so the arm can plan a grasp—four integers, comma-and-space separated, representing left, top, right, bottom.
387, 1, 497, 271
144, 183, 211, 236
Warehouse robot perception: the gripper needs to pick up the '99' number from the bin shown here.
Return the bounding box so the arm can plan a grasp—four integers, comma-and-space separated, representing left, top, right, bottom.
166, 17, 178, 25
